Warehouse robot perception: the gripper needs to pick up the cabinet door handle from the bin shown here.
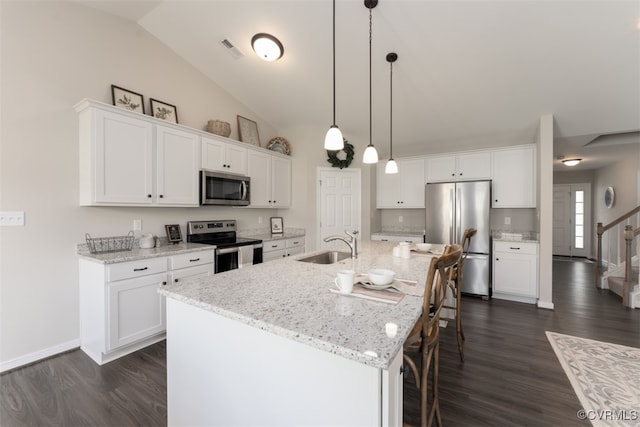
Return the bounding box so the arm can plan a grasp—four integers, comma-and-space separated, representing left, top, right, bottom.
189, 258, 200, 262
162, 281, 167, 286
174, 278, 179, 282
510, 247, 521, 250
147, 194, 152, 198
134, 267, 148, 272
159, 194, 164, 198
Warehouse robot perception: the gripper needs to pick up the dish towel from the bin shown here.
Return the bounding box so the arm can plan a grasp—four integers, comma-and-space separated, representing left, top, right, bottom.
238, 246, 253, 268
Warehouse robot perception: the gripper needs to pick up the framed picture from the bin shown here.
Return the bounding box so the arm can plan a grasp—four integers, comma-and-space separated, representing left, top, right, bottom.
270, 217, 283, 234
111, 85, 145, 114
150, 98, 179, 124
237, 115, 260, 147
165, 224, 183, 244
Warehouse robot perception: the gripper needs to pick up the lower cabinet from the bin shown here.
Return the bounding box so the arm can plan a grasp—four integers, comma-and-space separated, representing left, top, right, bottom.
79, 249, 214, 365
263, 236, 305, 262
492, 241, 538, 304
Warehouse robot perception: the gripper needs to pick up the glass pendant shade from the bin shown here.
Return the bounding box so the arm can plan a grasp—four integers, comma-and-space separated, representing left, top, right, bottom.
324, 126, 344, 150
385, 159, 398, 174
363, 145, 379, 164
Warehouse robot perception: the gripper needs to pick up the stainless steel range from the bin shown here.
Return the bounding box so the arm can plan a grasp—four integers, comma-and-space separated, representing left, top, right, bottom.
187, 220, 262, 273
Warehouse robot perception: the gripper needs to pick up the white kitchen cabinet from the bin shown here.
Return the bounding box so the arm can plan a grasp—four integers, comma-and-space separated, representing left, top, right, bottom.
376, 158, 426, 208
201, 135, 247, 175
426, 151, 491, 182
107, 272, 167, 351
247, 149, 291, 208
263, 236, 305, 261
168, 250, 215, 284
79, 249, 215, 365
76, 99, 200, 207
156, 125, 200, 205
492, 241, 538, 304
491, 145, 536, 208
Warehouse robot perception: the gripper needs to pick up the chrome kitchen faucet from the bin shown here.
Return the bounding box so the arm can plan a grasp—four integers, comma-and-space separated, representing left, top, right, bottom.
323, 230, 358, 259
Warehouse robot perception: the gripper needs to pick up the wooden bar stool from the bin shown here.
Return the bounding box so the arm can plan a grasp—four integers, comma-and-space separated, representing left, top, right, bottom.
403, 244, 462, 427
442, 228, 476, 362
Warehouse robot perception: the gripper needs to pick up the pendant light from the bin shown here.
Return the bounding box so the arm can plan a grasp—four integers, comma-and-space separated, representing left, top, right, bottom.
385, 52, 398, 174
324, 0, 344, 150
362, 0, 379, 164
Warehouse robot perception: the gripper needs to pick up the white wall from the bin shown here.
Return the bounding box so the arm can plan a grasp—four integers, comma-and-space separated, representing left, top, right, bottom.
0, 1, 290, 367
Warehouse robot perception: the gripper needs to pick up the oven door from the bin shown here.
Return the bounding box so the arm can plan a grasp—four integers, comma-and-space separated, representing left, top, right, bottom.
215, 247, 240, 273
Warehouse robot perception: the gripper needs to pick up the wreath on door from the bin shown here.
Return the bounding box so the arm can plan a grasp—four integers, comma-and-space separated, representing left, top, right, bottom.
326, 140, 355, 169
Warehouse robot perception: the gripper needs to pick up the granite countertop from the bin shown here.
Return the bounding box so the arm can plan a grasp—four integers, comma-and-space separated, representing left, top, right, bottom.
159, 240, 431, 370
77, 242, 213, 264
372, 231, 425, 238
239, 228, 305, 242
492, 231, 539, 243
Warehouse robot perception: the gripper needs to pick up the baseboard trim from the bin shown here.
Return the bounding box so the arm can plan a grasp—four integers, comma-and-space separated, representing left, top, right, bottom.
0, 339, 80, 373
537, 300, 555, 310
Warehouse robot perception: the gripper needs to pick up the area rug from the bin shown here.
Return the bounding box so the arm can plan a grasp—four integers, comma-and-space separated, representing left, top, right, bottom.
546, 331, 640, 426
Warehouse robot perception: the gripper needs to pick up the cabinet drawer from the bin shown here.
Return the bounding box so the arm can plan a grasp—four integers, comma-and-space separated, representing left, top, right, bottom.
286, 237, 305, 248
108, 257, 167, 282
169, 250, 214, 270
263, 240, 285, 252
494, 241, 538, 255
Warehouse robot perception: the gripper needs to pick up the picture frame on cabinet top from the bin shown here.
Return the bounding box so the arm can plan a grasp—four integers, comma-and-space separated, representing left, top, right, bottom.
150, 98, 178, 124
111, 85, 145, 114
237, 115, 260, 147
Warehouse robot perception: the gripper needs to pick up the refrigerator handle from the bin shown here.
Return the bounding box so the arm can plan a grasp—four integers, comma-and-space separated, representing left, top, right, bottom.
456, 187, 462, 243
450, 188, 455, 244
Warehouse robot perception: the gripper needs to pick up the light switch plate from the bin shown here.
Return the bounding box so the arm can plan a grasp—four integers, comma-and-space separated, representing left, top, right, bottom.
0, 211, 25, 226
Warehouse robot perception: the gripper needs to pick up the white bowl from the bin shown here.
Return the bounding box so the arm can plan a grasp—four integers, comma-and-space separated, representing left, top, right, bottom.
415, 243, 432, 252
368, 269, 396, 286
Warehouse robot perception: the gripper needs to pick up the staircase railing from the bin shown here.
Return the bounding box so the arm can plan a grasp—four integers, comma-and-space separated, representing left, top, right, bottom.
622, 225, 640, 306
595, 205, 640, 299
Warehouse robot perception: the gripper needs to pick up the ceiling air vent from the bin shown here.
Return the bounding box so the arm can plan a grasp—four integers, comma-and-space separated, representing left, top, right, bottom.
221, 38, 244, 59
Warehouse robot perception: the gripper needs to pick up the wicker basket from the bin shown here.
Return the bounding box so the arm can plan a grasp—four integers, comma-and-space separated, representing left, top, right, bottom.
85, 231, 134, 254
207, 120, 231, 137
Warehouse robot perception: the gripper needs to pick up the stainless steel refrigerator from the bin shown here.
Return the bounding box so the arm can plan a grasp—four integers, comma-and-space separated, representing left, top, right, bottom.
425, 180, 491, 297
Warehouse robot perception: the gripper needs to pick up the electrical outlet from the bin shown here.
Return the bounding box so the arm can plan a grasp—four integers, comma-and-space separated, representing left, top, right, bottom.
133, 219, 142, 231
0, 211, 25, 226
399, 215, 403, 223
505, 216, 511, 225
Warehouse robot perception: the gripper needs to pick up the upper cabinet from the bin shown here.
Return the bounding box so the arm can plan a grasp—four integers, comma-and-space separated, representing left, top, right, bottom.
202, 135, 247, 175
426, 151, 491, 182
247, 150, 291, 208
77, 100, 200, 206
376, 158, 426, 208
491, 145, 536, 208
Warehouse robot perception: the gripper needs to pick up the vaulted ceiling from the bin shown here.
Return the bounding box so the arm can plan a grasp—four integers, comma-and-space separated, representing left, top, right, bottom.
77, 0, 640, 170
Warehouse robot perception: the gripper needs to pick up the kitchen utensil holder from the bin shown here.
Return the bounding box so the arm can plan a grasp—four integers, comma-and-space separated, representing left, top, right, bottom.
85, 231, 135, 254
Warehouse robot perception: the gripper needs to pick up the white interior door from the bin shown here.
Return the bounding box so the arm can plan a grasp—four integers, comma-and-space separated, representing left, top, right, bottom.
553, 183, 591, 257
553, 185, 572, 256
317, 168, 361, 251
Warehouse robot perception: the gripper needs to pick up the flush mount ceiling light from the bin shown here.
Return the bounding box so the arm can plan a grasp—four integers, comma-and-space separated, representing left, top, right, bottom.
362, 0, 379, 164
562, 158, 582, 166
324, 0, 344, 150
251, 33, 284, 61
385, 52, 398, 174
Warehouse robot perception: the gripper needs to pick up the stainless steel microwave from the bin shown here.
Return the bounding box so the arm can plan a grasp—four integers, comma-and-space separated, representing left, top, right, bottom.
200, 170, 250, 206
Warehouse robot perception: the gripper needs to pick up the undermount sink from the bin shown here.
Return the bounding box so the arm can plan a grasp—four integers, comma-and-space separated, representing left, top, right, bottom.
297, 251, 351, 264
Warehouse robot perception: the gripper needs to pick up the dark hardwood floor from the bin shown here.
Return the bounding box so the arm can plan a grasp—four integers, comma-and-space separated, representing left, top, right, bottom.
2, 258, 638, 426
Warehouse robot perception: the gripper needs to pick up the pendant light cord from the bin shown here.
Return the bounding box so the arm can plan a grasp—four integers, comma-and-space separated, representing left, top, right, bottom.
389, 59, 393, 159
368, 5, 373, 147
332, 0, 337, 126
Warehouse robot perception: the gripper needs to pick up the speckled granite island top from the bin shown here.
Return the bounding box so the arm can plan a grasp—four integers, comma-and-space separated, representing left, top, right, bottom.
159, 240, 433, 369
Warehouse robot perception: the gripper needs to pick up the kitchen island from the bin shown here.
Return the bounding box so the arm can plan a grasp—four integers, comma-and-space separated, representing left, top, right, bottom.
159, 240, 433, 426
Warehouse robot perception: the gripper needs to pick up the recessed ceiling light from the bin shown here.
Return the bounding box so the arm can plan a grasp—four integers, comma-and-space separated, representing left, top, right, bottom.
251, 33, 284, 61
